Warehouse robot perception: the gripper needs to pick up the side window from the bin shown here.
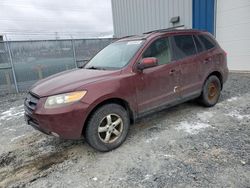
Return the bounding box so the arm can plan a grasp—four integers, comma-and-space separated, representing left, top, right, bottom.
193, 35, 205, 53
198, 35, 216, 50
173, 35, 196, 60
142, 37, 171, 65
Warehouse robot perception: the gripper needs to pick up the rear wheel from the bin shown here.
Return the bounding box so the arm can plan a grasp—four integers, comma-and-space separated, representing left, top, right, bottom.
85, 103, 129, 152
200, 75, 221, 107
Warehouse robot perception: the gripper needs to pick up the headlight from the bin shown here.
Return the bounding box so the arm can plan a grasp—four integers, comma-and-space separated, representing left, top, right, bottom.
44, 91, 87, 109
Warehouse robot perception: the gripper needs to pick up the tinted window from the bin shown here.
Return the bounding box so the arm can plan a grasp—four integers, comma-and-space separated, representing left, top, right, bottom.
173, 35, 196, 60
198, 35, 216, 50
193, 35, 204, 53
143, 38, 171, 65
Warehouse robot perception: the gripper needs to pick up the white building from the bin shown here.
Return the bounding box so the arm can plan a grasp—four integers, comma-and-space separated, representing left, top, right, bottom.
111, 0, 250, 71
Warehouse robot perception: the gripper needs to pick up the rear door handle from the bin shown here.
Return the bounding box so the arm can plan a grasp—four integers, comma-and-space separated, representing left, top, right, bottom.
204, 57, 212, 64
169, 69, 176, 75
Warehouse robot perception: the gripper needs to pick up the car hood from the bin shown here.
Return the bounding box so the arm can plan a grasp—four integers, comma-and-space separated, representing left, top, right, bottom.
30, 68, 121, 97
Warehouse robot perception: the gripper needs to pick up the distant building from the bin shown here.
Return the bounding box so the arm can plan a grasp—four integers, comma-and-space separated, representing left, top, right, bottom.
111, 0, 250, 71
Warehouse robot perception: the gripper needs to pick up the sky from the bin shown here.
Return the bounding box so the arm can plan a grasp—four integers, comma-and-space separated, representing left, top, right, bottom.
0, 0, 113, 40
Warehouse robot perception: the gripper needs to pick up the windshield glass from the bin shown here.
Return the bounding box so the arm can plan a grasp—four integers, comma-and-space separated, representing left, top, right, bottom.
85, 40, 144, 70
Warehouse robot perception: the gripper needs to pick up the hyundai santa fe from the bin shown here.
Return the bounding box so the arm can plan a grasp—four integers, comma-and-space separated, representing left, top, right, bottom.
24, 29, 228, 152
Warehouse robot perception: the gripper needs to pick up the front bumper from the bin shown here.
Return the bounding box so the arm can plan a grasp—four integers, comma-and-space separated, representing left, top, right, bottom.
24, 94, 90, 139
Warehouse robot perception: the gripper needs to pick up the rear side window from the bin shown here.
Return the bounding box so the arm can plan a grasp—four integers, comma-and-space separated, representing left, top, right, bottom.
198, 35, 216, 50
172, 35, 196, 60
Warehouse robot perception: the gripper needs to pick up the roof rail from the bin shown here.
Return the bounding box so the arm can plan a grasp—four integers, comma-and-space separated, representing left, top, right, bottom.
143, 25, 185, 34
118, 35, 137, 39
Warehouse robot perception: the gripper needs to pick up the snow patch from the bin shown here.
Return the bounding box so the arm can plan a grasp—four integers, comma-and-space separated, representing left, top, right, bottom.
176, 111, 213, 134
11, 134, 26, 142
142, 174, 152, 182
163, 154, 174, 158
197, 111, 214, 123
227, 110, 250, 120
145, 137, 159, 143
158, 154, 175, 158
227, 97, 239, 102
0, 105, 24, 121
4, 128, 16, 132
176, 121, 211, 134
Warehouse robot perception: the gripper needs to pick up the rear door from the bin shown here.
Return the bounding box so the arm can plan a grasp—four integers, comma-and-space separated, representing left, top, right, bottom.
171, 34, 202, 98
197, 34, 219, 76
192, 34, 209, 86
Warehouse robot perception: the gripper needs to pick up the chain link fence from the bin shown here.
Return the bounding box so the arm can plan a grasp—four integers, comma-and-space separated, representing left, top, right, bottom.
0, 38, 113, 95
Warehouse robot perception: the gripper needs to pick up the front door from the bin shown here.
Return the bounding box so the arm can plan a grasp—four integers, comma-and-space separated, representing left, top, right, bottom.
134, 37, 181, 114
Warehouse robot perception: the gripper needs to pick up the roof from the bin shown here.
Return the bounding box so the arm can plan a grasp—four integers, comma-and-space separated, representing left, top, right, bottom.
117, 28, 206, 42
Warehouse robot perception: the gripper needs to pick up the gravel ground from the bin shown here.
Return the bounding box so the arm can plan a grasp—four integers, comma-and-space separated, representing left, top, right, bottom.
0, 73, 249, 188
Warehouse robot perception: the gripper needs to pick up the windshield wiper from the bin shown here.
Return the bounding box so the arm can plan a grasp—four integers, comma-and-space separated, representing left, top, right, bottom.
86, 66, 106, 70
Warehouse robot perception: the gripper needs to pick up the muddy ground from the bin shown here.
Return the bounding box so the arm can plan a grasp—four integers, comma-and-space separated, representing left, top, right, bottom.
0, 73, 249, 188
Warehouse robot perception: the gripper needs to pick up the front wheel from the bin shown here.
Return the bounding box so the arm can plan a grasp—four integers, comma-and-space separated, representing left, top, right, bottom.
85, 103, 129, 152
200, 75, 222, 107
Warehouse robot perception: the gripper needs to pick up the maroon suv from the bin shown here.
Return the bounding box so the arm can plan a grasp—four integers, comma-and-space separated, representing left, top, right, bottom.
24, 29, 228, 151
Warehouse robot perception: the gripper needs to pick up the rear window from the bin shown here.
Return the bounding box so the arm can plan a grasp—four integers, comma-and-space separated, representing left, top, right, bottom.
172, 35, 196, 60
198, 35, 216, 50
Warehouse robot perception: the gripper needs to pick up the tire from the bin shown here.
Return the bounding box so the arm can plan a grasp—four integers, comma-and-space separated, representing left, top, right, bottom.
200, 75, 222, 107
85, 103, 129, 152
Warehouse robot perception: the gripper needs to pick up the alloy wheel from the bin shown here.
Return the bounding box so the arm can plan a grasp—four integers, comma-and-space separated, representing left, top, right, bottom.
208, 81, 219, 101
98, 114, 123, 143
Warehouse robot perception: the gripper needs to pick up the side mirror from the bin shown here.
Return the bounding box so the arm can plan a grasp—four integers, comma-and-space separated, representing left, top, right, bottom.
137, 57, 158, 71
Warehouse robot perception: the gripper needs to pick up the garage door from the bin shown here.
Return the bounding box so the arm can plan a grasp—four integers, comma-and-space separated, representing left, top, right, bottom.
216, 0, 250, 71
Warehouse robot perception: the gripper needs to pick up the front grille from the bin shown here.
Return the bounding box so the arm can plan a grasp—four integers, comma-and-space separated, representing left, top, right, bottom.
24, 92, 39, 115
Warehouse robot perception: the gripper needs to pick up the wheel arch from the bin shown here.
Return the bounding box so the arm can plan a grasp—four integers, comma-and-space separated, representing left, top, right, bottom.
206, 71, 223, 90
82, 98, 135, 136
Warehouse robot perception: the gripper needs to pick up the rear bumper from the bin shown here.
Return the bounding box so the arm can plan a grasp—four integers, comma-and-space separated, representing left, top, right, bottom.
24, 97, 90, 139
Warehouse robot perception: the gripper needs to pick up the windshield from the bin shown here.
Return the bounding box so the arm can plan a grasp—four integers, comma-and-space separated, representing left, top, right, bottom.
85, 40, 144, 70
